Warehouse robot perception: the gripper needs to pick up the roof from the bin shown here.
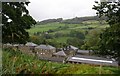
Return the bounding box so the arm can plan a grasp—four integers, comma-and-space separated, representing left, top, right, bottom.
13, 44, 19, 47
53, 50, 67, 57
6, 43, 12, 46
77, 50, 91, 54
25, 42, 37, 47
35, 44, 56, 50
66, 55, 118, 66
74, 55, 112, 60
67, 45, 78, 50
39, 57, 65, 62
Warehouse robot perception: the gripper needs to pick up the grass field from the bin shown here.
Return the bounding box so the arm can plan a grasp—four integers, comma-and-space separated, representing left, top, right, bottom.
28, 22, 66, 34
2, 48, 120, 74
28, 21, 109, 35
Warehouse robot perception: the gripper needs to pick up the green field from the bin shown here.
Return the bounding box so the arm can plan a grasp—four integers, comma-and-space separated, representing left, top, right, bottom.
27, 20, 109, 47
28, 22, 67, 34
47, 37, 74, 44
28, 21, 109, 35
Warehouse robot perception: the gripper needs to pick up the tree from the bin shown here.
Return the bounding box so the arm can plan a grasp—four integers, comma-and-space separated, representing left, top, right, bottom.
93, 1, 120, 65
28, 35, 41, 45
67, 38, 84, 49
69, 30, 85, 39
2, 2, 36, 44
81, 29, 102, 50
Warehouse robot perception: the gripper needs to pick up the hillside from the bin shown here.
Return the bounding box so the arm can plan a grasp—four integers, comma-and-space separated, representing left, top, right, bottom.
62, 16, 106, 24
37, 16, 106, 24
27, 19, 109, 49
29, 16, 108, 35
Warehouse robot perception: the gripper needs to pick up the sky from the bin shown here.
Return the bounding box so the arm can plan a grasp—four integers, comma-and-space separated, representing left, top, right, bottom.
27, 0, 98, 21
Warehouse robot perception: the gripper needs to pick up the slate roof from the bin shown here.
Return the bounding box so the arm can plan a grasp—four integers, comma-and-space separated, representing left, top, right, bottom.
13, 44, 19, 47
6, 43, 12, 46
25, 42, 37, 47
35, 44, 56, 50
53, 50, 67, 57
66, 55, 118, 66
67, 45, 78, 50
77, 50, 92, 54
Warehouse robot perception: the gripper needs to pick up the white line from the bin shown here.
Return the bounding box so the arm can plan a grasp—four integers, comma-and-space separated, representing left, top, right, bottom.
72, 57, 113, 63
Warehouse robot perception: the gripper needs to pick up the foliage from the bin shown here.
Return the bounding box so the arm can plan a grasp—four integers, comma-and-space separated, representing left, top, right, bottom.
93, 1, 120, 64
2, 2, 36, 44
93, 1, 120, 26
97, 24, 120, 60
67, 38, 84, 49
69, 30, 85, 39
28, 35, 42, 44
81, 29, 103, 50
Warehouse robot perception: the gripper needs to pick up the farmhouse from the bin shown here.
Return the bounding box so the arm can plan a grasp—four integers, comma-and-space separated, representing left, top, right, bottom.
3, 43, 12, 48
66, 45, 79, 51
35, 44, 56, 57
35, 44, 56, 51
25, 42, 37, 50
12, 44, 20, 50
52, 50, 67, 57
64, 45, 78, 56
3, 43, 21, 49
25, 42, 37, 47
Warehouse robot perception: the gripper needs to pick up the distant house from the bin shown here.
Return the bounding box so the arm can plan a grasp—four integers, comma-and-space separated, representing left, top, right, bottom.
66, 45, 79, 51
63, 45, 78, 56
25, 42, 37, 50
25, 42, 37, 47
12, 44, 20, 50
13, 44, 19, 47
35, 44, 56, 56
35, 44, 56, 51
52, 50, 67, 57
6, 43, 12, 46
3, 43, 12, 48
66, 55, 118, 66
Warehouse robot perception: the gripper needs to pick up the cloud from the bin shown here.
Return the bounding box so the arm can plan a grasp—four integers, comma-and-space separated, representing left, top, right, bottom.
27, 0, 97, 21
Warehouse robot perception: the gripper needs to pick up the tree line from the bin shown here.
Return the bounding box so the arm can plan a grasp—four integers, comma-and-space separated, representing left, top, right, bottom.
37, 16, 106, 25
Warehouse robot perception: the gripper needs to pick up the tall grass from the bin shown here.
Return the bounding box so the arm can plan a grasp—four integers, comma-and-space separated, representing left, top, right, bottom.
2, 48, 120, 74
2, 48, 69, 74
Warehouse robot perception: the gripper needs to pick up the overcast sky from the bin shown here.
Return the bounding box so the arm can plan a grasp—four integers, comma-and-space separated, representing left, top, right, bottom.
27, 0, 98, 21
